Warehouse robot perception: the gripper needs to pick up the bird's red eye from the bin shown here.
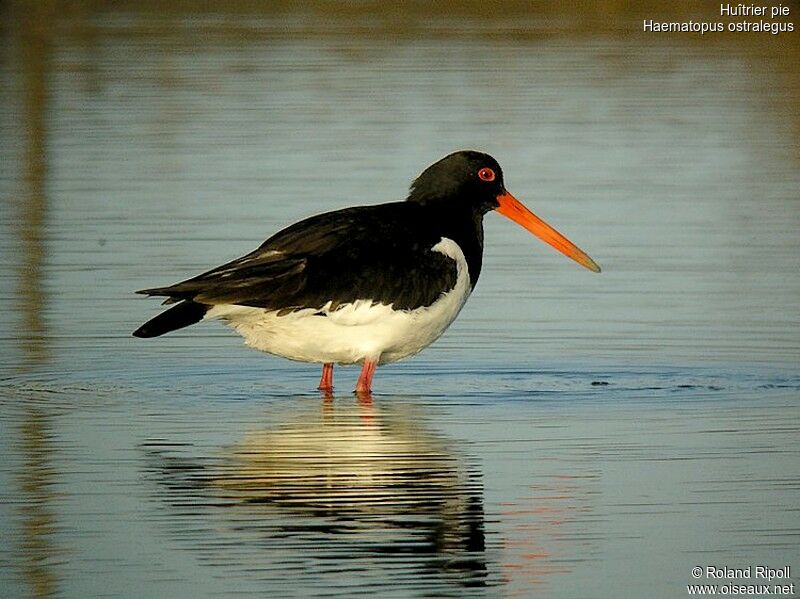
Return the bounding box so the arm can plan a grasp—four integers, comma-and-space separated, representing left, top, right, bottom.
478, 167, 495, 182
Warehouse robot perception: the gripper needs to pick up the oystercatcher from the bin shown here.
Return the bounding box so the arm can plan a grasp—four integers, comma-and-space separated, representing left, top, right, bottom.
133, 151, 600, 393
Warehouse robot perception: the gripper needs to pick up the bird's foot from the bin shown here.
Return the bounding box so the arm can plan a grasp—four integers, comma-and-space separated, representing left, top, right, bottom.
317, 362, 334, 393
354, 358, 377, 397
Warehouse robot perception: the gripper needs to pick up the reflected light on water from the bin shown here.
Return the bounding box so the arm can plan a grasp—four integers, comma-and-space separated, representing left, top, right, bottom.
499, 474, 597, 596
144, 399, 489, 592
15, 1, 51, 371
9, 4, 61, 598
16, 411, 60, 599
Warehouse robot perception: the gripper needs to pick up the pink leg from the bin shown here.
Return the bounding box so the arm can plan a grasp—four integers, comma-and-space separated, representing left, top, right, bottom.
318, 362, 334, 391
354, 358, 378, 395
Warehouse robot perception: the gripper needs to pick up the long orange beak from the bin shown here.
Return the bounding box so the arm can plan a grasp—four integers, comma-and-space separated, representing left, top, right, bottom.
496, 191, 601, 273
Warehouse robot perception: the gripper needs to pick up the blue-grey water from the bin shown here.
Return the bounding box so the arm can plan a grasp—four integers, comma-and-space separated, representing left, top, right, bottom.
1, 4, 798, 598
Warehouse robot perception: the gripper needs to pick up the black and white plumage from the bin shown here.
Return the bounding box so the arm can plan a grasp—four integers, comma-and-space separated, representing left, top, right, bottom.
133, 150, 600, 394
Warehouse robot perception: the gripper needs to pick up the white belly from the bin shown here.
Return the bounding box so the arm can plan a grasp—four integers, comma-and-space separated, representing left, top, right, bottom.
204, 238, 472, 365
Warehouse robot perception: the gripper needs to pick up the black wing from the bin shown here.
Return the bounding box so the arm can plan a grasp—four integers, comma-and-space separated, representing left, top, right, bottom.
137, 202, 458, 312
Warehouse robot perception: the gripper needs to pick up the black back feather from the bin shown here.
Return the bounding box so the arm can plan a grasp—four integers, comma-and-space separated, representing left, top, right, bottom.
135, 202, 478, 315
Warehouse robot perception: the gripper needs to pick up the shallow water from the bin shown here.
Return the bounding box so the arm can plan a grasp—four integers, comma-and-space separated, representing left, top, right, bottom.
1, 4, 799, 598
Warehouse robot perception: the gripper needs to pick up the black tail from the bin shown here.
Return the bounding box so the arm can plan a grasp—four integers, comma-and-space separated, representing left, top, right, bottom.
133, 301, 209, 338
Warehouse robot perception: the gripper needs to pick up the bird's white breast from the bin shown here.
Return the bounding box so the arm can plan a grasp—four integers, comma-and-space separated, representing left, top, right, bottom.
205, 237, 472, 365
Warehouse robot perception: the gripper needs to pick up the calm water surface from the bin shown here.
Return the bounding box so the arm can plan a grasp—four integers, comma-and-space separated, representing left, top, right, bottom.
1, 4, 798, 598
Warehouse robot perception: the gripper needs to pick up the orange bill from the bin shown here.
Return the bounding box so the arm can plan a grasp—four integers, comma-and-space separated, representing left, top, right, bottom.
496, 191, 601, 273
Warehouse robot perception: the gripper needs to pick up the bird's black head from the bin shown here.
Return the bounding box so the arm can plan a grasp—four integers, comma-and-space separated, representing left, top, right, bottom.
407, 150, 505, 214
406, 149, 602, 273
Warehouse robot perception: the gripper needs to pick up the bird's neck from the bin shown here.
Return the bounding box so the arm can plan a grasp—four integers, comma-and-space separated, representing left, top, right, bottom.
426, 205, 484, 289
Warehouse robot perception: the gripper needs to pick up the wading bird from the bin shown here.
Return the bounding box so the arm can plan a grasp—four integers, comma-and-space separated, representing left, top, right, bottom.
133, 151, 600, 393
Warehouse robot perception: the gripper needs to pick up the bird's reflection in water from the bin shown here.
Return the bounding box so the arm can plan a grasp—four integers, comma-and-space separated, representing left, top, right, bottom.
146, 397, 488, 592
